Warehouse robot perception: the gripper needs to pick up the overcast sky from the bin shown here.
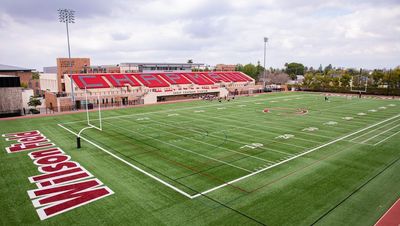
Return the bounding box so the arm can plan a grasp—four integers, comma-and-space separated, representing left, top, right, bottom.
0, 0, 399, 71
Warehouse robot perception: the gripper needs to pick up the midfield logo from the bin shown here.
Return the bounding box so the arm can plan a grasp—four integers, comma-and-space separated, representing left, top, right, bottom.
2, 130, 114, 220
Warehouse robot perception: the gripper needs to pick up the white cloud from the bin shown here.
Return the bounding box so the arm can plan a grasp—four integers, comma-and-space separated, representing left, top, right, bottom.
0, 0, 399, 70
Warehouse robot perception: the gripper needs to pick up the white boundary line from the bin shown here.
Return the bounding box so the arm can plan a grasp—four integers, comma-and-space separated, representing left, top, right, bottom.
58, 123, 195, 199
190, 113, 400, 198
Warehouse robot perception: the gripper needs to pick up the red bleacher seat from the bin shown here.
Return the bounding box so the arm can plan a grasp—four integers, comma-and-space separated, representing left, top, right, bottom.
132, 74, 170, 88
233, 72, 253, 81
183, 73, 215, 85
204, 73, 231, 83
159, 73, 192, 85
220, 72, 250, 82
103, 74, 141, 87
71, 74, 110, 89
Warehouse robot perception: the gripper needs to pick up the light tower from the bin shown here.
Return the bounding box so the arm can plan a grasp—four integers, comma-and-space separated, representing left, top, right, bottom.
263, 37, 268, 86
58, 9, 76, 109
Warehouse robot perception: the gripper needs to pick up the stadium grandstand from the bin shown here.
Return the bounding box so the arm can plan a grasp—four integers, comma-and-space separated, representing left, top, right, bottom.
45, 71, 262, 111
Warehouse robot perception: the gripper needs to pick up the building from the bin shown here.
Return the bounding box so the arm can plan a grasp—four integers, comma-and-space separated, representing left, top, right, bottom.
119, 62, 205, 73
0, 63, 42, 96
43, 66, 57, 73
39, 73, 58, 93
215, 64, 236, 71
0, 63, 34, 87
0, 75, 22, 117
86, 65, 120, 73
56, 58, 90, 92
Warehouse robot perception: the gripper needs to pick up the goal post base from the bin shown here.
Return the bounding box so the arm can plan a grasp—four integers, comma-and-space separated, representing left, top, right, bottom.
77, 137, 81, 149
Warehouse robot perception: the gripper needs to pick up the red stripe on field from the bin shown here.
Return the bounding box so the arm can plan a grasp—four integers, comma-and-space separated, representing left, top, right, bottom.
375, 198, 400, 226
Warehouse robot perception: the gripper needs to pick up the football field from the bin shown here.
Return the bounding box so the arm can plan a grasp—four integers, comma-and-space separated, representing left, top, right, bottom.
1, 92, 399, 225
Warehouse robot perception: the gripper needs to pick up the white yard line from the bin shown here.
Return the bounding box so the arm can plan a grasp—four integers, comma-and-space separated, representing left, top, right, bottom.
101, 121, 253, 173
61, 94, 308, 125
361, 124, 400, 144
156, 112, 311, 150
190, 113, 400, 198
349, 119, 400, 141
187, 112, 325, 145
115, 117, 278, 164
122, 105, 316, 150
373, 130, 400, 146
146, 100, 384, 146
58, 124, 195, 199
127, 116, 296, 157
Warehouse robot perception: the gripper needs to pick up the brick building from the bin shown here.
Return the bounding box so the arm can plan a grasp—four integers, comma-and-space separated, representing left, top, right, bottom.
215, 64, 236, 71
0, 64, 41, 95
0, 64, 33, 87
56, 58, 90, 92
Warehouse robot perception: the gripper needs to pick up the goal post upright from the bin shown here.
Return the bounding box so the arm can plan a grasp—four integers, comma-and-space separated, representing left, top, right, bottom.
98, 93, 103, 131
77, 87, 103, 148
350, 76, 368, 93
85, 87, 90, 125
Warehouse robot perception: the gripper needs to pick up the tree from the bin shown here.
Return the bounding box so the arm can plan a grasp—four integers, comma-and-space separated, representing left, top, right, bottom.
266, 72, 290, 84
393, 67, 400, 89
235, 64, 244, 71
256, 61, 265, 78
285, 62, 305, 80
28, 96, 41, 109
21, 82, 28, 89
347, 68, 357, 76
371, 70, 384, 87
187, 59, 193, 64
269, 67, 274, 73
321, 75, 332, 89
302, 72, 314, 88
318, 64, 323, 72
340, 73, 351, 87
313, 73, 324, 89
242, 63, 258, 79
331, 77, 340, 88
32, 71, 40, 80
324, 64, 333, 75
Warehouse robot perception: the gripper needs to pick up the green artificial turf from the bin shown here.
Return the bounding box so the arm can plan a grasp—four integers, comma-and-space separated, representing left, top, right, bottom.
0, 92, 399, 225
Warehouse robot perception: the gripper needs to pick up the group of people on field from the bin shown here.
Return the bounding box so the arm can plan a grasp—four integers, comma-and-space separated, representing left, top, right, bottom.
324, 91, 363, 102
201, 94, 235, 102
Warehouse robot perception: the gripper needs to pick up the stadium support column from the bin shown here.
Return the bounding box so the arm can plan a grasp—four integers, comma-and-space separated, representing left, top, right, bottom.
263, 37, 268, 87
